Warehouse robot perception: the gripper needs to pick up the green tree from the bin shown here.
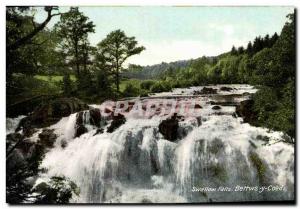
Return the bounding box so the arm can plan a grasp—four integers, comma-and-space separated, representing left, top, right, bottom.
55, 7, 95, 78
97, 29, 145, 92
6, 7, 62, 80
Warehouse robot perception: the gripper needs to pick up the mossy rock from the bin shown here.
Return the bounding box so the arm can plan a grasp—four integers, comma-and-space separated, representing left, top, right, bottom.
208, 138, 224, 154
249, 152, 267, 184
17, 97, 89, 131
207, 164, 228, 183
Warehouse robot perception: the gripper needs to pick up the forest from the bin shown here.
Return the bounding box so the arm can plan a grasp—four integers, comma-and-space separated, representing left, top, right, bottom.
6, 6, 295, 203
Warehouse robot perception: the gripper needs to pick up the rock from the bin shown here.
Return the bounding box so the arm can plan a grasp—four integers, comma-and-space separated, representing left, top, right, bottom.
38, 129, 57, 148
194, 104, 202, 109
197, 87, 218, 95
74, 112, 88, 138
242, 92, 251, 96
61, 140, 68, 148
93, 128, 104, 136
158, 114, 179, 142
196, 116, 202, 126
89, 108, 101, 127
17, 98, 88, 134
75, 125, 88, 138
220, 86, 233, 91
107, 114, 126, 133
212, 105, 221, 110
6, 133, 24, 154
236, 99, 256, 123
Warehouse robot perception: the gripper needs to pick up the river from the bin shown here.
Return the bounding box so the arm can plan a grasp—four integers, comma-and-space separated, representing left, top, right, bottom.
7, 84, 294, 203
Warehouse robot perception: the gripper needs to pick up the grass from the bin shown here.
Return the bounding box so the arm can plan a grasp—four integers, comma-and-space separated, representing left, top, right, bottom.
119, 79, 142, 92
34, 75, 77, 82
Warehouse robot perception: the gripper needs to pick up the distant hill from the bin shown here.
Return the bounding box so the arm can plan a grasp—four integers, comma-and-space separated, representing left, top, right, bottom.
122, 56, 218, 80
122, 59, 192, 80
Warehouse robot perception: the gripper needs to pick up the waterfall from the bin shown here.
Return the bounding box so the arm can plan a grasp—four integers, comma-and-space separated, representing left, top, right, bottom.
31, 85, 293, 203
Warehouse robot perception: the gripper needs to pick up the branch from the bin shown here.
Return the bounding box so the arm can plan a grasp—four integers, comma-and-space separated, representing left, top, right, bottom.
7, 6, 62, 51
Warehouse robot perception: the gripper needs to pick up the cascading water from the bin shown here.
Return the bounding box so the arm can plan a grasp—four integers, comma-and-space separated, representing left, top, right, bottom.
17, 84, 293, 203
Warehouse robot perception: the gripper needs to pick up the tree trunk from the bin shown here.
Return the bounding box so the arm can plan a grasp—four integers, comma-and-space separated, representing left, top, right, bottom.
75, 43, 80, 77
116, 66, 119, 92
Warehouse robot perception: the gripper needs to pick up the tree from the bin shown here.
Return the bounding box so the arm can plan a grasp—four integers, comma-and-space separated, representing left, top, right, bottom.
246, 41, 253, 55
55, 7, 95, 78
97, 29, 145, 92
6, 6, 62, 52
6, 7, 63, 81
237, 46, 244, 54
230, 46, 237, 55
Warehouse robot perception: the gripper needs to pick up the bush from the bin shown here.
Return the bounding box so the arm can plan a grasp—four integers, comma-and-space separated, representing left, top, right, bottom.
140, 80, 155, 90
123, 83, 140, 97
150, 81, 172, 93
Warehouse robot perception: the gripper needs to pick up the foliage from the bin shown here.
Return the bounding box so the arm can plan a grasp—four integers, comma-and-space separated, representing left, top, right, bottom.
54, 7, 95, 78
140, 80, 156, 90
96, 29, 145, 92
123, 83, 140, 97
34, 176, 79, 204
150, 81, 172, 93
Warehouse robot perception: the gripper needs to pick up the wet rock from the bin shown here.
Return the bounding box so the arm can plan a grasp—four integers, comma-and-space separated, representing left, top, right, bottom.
89, 108, 101, 127
6, 133, 24, 154
208, 138, 224, 154
38, 129, 57, 148
107, 114, 126, 133
282, 134, 294, 144
220, 86, 233, 91
75, 125, 88, 138
196, 116, 202, 126
93, 128, 104, 136
212, 105, 222, 110
242, 92, 251, 96
197, 87, 218, 94
61, 140, 68, 148
17, 97, 88, 134
236, 99, 257, 123
195, 104, 202, 109
158, 114, 179, 142
75, 112, 88, 138
256, 135, 270, 142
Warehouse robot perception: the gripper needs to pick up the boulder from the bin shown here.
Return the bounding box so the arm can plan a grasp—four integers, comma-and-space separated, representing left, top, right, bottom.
194, 104, 202, 109
6, 133, 24, 155
75, 125, 88, 138
38, 129, 57, 148
107, 114, 126, 133
158, 114, 179, 142
93, 128, 104, 136
196, 116, 202, 126
17, 97, 88, 134
236, 99, 257, 123
212, 105, 222, 110
74, 112, 88, 138
199, 87, 217, 94
220, 86, 233, 91
89, 108, 102, 127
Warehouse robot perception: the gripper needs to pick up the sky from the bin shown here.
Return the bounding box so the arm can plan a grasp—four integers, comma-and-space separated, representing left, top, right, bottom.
35, 6, 294, 66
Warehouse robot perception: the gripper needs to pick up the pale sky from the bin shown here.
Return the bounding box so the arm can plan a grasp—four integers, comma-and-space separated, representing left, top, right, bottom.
35, 6, 294, 66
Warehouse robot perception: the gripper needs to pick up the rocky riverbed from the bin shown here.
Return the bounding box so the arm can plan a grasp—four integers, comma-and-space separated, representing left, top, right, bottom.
6, 84, 294, 203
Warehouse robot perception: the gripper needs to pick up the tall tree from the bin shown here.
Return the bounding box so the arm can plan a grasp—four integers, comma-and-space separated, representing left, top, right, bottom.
97, 29, 145, 92
246, 41, 253, 55
230, 46, 237, 55
55, 7, 95, 78
6, 7, 63, 81
6, 6, 61, 51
